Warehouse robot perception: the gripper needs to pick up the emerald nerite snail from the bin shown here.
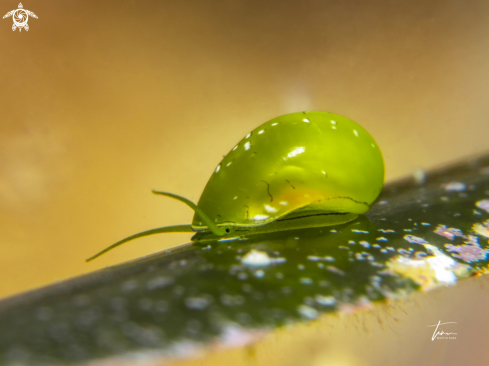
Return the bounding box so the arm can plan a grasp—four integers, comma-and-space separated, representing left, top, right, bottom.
86, 111, 384, 262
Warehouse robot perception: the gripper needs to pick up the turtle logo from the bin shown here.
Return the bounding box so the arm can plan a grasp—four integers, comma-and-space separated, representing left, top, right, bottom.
3, 3, 37, 32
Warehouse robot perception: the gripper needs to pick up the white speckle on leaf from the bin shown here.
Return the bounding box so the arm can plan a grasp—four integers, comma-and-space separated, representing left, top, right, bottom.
476, 199, 489, 213
413, 168, 426, 185
386, 244, 471, 291
315, 295, 335, 306
473, 220, 489, 238
359, 241, 370, 248
241, 249, 285, 266
443, 182, 466, 192
307, 255, 335, 262
185, 297, 210, 310
254, 270, 265, 278
146, 277, 173, 291
326, 266, 345, 276
297, 305, 318, 319
241, 250, 270, 266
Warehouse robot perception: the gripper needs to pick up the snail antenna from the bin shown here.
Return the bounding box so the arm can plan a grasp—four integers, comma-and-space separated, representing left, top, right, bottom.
85, 190, 226, 263
151, 190, 226, 236
85, 224, 193, 262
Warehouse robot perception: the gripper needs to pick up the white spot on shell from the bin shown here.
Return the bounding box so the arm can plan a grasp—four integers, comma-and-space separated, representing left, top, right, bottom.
245, 133, 251, 139
287, 146, 305, 158
322, 171, 326, 175
332, 126, 337, 129
244, 141, 251, 151
371, 143, 376, 148
258, 130, 265, 134
279, 201, 288, 205
253, 214, 269, 221
272, 123, 278, 126
233, 196, 238, 200
233, 145, 238, 151
215, 165, 221, 173
353, 130, 359, 137
227, 161, 232, 167
303, 118, 310, 123
331, 120, 337, 125
264, 205, 278, 213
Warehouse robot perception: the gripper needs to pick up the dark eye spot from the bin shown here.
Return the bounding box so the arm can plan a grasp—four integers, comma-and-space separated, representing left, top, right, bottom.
225, 228, 230, 234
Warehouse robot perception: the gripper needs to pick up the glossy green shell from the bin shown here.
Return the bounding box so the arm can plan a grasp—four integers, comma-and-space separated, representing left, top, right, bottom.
192, 111, 384, 231
86, 111, 384, 262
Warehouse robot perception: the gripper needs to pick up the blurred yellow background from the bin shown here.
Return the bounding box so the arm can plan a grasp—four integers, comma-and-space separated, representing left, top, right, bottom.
1, 0, 489, 349
2, 0, 489, 299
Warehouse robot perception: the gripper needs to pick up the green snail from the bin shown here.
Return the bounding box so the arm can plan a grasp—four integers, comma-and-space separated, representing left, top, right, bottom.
86, 111, 384, 262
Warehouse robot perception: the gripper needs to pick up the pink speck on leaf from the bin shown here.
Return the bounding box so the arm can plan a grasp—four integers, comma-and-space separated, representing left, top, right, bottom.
445, 243, 489, 263
404, 235, 428, 245
326, 266, 345, 276
434, 225, 466, 240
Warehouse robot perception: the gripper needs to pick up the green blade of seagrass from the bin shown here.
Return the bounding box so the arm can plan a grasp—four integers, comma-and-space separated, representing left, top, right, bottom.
1, 153, 489, 365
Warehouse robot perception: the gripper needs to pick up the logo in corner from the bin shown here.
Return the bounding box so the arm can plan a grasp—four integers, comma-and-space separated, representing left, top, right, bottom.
3, 3, 37, 32
428, 320, 457, 341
